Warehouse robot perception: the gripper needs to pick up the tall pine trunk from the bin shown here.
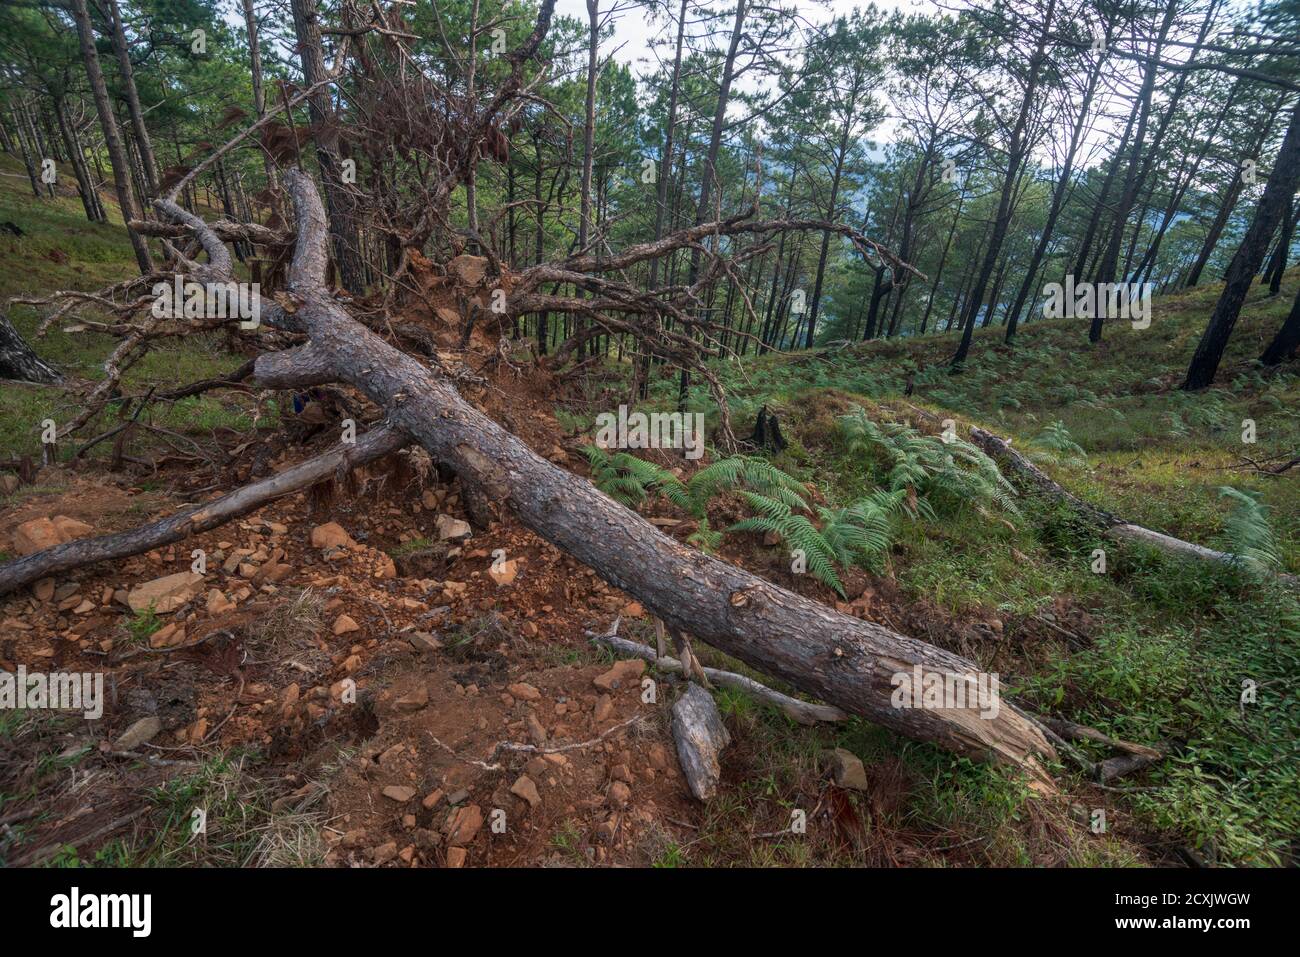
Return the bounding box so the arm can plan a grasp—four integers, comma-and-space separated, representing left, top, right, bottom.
70, 0, 151, 273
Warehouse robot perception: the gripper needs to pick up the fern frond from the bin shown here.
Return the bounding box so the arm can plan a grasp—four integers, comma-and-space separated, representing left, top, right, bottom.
1218, 486, 1282, 576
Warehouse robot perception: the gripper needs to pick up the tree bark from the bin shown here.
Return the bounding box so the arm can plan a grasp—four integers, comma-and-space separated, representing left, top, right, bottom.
680, 0, 748, 404
0, 425, 406, 592
241, 0, 280, 208
1261, 284, 1300, 366
1004, 31, 1106, 341
1183, 98, 1300, 390
69, 0, 152, 273
951, 0, 1055, 365
54, 96, 104, 223
103, 0, 157, 194
9, 103, 43, 198
970, 426, 1297, 587
0, 313, 61, 383
288, 0, 363, 292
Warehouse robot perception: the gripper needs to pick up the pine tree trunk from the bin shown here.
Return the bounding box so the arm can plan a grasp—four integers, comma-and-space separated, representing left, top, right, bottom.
1261, 285, 1300, 366
104, 0, 157, 194
288, 0, 363, 293
1184, 98, 1300, 389
952, 0, 1056, 365
0, 313, 60, 383
70, 0, 152, 273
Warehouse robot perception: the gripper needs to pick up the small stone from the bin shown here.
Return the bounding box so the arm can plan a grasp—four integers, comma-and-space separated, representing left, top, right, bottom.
127, 572, 204, 614
149, 623, 182, 648
13, 516, 93, 555
507, 682, 541, 701
370, 841, 398, 864
114, 716, 162, 750
821, 747, 869, 791
206, 589, 235, 615
488, 559, 518, 586
33, 578, 55, 602
594, 694, 614, 722
525, 714, 547, 746
510, 775, 541, 808
382, 786, 417, 803
395, 685, 429, 712
607, 781, 631, 809
445, 847, 468, 868
310, 522, 355, 549
408, 631, 442, 654
595, 817, 618, 844
445, 804, 484, 846
332, 614, 360, 635
593, 658, 646, 691
648, 744, 668, 769
435, 514, 472, 541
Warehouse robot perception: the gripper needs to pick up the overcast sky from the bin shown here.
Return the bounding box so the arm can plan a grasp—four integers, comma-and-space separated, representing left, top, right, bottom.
550, 0, 932, 76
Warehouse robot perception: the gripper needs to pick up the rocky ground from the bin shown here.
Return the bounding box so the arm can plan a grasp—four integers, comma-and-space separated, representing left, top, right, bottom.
1, 439, 739, 865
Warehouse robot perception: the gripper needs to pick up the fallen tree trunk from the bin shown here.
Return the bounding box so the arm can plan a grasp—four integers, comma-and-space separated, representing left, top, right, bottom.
0, 170, 1056, 780
0, 425, 407, 594
969, 426, 1298, 588
249, 170, 1055, 778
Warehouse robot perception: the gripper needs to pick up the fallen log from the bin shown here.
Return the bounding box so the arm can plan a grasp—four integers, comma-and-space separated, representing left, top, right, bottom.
0, 168, 1057, 781
246, 170, 1055, 778
0, 426, 407, 594
672, 682, 732, 801
969, 426, 1298, 588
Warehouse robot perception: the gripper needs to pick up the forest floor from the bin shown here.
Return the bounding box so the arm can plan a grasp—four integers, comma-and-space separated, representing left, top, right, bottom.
1, 152, 1297, 868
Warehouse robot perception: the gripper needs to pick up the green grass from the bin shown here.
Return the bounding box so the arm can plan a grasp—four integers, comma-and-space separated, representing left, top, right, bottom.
123, 605, 163, 644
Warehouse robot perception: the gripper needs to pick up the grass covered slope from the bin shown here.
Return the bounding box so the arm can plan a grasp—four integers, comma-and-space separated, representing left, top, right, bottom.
625, 276, 1299, 866
0, 153, 258, 461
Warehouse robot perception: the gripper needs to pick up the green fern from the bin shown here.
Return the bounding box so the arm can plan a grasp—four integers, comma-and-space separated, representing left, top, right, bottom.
660, 455, 809, 517
1218, 486, 1282, 577
729, 492, 847, 595
837, 405, 1018, 518
1028, 420, 1087, 467
686, 517, 724, 554
583, 446, 676, 508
